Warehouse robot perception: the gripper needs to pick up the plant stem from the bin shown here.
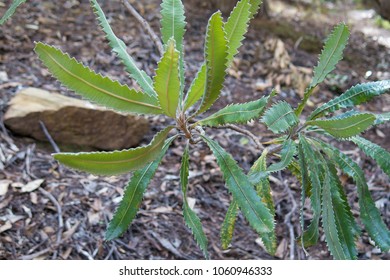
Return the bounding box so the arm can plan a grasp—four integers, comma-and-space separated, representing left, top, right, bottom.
218, 124, 265, 150
123, 0, 164, 56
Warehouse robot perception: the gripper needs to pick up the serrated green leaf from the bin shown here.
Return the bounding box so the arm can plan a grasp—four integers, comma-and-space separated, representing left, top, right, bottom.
197, 12, 228, 115
224, 0, 251, 67
268, 139, 296, 173
184, 1, 259, 111
321, 161, 349, 260
249, 0, 263, 19
90, 0, 156, 97
262, 101, 299, 134
248, 139, 297, 185
180, 144, 209, 259
184, 64, 207, 111
154, 39, 180, 118
311, 23, 349, 87
351, 136, 390, 177
307, 113, 376, 139
198, 96, 269, 127
105, 136, 176, 240
250, 149, 276, 255
220, 199, 239, 250
298, 136, 323, 247
201, 135, 273, 235
0, 0, 26, 25
319, 142, 390, 252
297, 140, 309, 248
375, 112, 390, 125
34, 42, 162, 115
160, 0, 186, 97
327, 162, 358, 259
295, 23, 349, 116
310, 81, 390, 120
53, 126, 173, 176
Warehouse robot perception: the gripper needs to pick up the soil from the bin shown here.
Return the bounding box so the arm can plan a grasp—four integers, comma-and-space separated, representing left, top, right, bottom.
0, 0, 389, 260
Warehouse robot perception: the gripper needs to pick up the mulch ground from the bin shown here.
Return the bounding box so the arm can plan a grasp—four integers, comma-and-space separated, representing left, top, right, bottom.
0, 0, 389, 260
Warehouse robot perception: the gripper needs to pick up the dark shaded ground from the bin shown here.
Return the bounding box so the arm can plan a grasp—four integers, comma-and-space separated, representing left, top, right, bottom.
0, 0, 389, 260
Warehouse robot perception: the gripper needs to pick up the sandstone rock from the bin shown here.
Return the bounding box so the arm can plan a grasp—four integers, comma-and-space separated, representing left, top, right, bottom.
4, 88, 150, 150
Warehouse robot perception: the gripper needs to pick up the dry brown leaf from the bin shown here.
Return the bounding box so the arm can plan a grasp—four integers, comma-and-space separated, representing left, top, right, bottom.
21, 179, 45, 193
0, 220, 12, 233
0, 180, 11, 196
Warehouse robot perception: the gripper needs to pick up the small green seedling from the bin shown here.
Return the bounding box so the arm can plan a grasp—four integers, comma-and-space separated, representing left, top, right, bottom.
2, 0, 389, 259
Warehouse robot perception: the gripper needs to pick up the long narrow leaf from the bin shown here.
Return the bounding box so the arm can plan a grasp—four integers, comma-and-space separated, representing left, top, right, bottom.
307, 113, 376, 139
319, 141, 390, 252
184, 1, 259, 111
224, 0, 251, 67
105, 136, 176, 240
309, 81, 390, 120
201, 135, 273, 235
220, 199, 239, 250
180, 144, 209, 258
198, 96, 269, 127
90, 0, 156, 97
311, 23, 350, 87
0, 0, 26, 25
321, 161, 349, 259
160, 0, 186, 96
250, 149, 276, 255
34, 42, 162, 115
154, 39, 180, 118
295, 23, 349, 116
351, 136, 390, 177
197, 12, 228, 115
298, 136, 323, 247
328, 162, 358, 259
249, 139, 297, 185
54, 126, 173, 176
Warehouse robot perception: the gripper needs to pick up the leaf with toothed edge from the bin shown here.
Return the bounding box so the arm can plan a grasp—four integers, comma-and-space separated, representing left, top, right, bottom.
309, 81, 390, 120
201, 135, 273, 235
307, 113, 376, 139
295, 23, 349, 116
249, 149, 276, 255
297, 136, 323, 247
224, 0, 251, 67
34, 42, 162, 115
351, 136, 390, 177
90, 0, 156, 97
160, 0, 186, 96
311, 23, 349, 87
317, 140, 390, 252
197, 12, 228, 116
180, 144, 209, 258
327, 162, 358, 259
184, 0, 260, 111
248, 139, 296, 185
198, 96, 270, 127
53, 126, 173, 176
321, 160, 350, 260
154, 39, 181, 118
375, 112, 390, 125
220, 199, 239, 250
105, 136, 176, 240
0, 0, 26, 25
261, 101, 299, 134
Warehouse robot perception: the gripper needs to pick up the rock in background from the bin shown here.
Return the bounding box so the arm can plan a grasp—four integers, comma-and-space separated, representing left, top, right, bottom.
4, 88, 150, 150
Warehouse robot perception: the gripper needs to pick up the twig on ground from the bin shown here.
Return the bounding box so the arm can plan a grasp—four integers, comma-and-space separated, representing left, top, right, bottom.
39, 121, 60, 153
281, 174, 298, 260
123, 0, 164, 56
19, 188, 64, 260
